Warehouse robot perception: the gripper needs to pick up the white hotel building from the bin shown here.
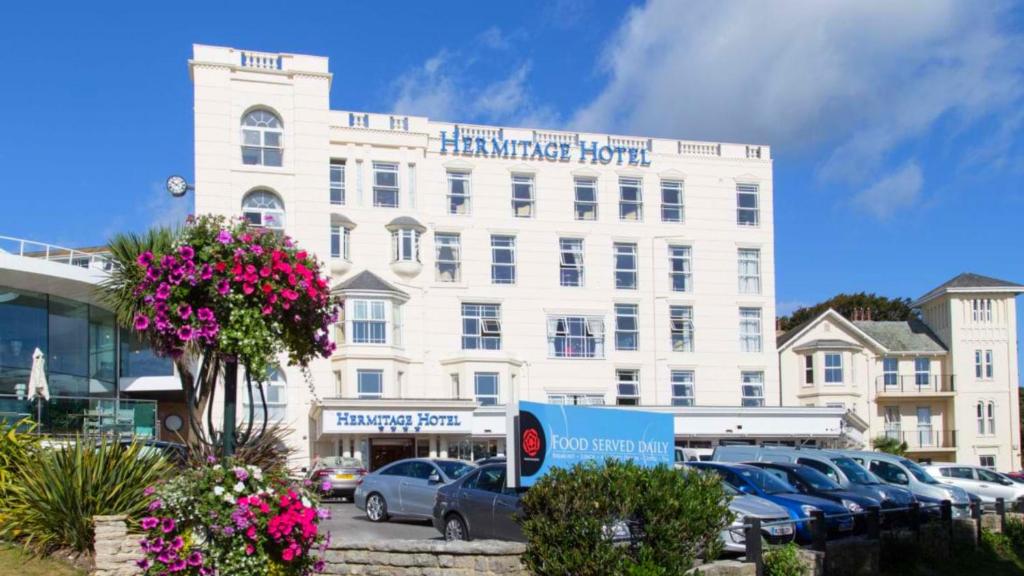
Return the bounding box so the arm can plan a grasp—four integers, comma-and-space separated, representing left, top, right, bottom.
188, 44, 863, 470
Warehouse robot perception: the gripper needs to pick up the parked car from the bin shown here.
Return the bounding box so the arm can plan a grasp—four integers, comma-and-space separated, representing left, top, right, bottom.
433, 463, 525, 541
116, 438, 187, 466
744, 461, 880, 530
923, 463, 1024, 507
713, 446, 918, 514
355, 458, 476, 522
687, 462, 854, 543
310, 456, 367, 500
717, 479, 795, 553
837, 450, 971, 518
474, 456, 507, 465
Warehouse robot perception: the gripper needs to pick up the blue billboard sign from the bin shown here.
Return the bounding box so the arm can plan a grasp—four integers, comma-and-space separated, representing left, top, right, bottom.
516, 401, 674, 487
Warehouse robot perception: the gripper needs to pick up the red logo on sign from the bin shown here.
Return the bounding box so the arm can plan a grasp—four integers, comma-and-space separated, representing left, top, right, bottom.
522, 428, 541, 457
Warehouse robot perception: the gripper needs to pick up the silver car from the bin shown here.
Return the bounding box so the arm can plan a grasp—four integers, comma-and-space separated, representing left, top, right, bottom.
721, 482, 795, 553
354, 458, 476, 522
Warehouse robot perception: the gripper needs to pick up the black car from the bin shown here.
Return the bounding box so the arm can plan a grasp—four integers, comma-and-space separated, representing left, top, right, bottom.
432, 463, 525, 542
745, 461, 880, 532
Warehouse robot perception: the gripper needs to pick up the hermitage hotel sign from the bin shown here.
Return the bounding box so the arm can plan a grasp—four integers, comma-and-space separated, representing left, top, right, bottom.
439, 127, 652, 166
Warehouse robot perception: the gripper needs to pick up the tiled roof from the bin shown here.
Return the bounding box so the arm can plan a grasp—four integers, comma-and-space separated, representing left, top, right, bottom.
852, 319, 946, 353
334, 270, 407, 296
385, 216, 427, 232
929, 273, 1023, 291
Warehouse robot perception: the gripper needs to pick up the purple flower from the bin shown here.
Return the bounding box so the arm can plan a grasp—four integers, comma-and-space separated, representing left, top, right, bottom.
170, 558, 186, 572
134, 314, 150, 331
141, 516, 159, 530
161, 517, 176, 533
187, 551, 204, 567
223, 525, 235, 536
200, 264, 213, 280
317, 507, 331, 520
135, 558, 150, 570
178, 304, 193, 320
197, 307, 214, 322
148, 499, 164, 511
170, 535, 184, 551
314, 560, 326, 572
216, 229, 233, 244
149, 537, 165, 553
207, 455, 217, 464
160, 254, 177, 268
137, 251, 154, 267
143, 486, 156, 496
250, 244, 264, 255
234, 467, 249, 482
217, 280, 230, 295
155, 283, 171, 301
177, 326, 194, 342
179, 245, 195, 260
320, 480, 331, 493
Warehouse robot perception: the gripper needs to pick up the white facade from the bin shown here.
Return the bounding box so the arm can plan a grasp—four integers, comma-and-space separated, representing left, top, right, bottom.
189, 45, 860, 469
779, 275, 1023, 471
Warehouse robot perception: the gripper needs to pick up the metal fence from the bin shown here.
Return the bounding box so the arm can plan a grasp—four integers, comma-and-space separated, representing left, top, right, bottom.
740, 497, 1018, 576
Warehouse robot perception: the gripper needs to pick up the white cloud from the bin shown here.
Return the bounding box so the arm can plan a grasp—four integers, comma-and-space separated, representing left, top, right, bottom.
571, 0, 1023, 215
390, 34, 557, 127
852, 161, 924, 220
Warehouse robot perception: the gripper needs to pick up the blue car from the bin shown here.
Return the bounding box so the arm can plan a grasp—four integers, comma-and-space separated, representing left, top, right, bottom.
688, 462, 855, 543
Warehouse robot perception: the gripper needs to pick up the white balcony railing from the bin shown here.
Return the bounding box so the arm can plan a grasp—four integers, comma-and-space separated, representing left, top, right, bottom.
0, 235, 119, 272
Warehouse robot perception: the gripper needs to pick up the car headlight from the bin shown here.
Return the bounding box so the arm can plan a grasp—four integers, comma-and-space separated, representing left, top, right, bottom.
800, 504, 820, 516
841, 499, 862, 513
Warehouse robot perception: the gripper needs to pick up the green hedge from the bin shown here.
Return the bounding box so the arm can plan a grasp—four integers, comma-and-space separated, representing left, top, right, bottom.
519, 459, 731, 576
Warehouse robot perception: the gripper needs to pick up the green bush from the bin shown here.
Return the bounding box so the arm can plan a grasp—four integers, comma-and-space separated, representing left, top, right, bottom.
1003, 518, 1024, 551
0, 437, 172, 554
763, 543, 807, 576
0, 419, 41, 506
519, 459, 731, 576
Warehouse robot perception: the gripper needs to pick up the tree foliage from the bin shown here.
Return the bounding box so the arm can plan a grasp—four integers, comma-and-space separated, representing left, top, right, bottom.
778, 292, 916, 332
871, 435, 908, 456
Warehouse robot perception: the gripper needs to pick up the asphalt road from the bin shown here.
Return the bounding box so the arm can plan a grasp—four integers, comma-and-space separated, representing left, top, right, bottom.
323, 501, 442, 542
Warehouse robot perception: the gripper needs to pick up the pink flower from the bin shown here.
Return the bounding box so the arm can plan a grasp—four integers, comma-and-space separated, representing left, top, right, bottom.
177, 326, 194, 341
243, 283, 255, 295
178, 245, 195, 260
197, 307, 214, 321
143, 486, 156, 496
261, 305, 273, 315
134, 314, 150, 331
282, 547, 295, 562
141, 517, 159, 530
217, 280, 230, 295
178, 304, 192, 320
282, 289, 299, 301
155, 283, 171, 300
187, 551, 204, 566
216, 229, 233, 244
161, 517, 176, 533
245, 543, 255, 556
137, 251, 154, 267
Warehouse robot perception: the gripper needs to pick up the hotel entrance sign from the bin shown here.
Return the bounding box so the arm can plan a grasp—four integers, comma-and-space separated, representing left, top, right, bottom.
322, 409, 473, 435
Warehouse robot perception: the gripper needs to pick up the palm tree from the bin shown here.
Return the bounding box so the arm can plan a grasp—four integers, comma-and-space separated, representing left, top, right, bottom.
98, 227, 221, 446
871, 435, 908, 456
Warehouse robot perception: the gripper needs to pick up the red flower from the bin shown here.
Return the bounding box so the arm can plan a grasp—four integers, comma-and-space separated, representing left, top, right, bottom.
262, 283, 273, 294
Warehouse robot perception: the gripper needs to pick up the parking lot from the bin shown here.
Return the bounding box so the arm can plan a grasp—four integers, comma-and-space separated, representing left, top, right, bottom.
322, 500, 441, 542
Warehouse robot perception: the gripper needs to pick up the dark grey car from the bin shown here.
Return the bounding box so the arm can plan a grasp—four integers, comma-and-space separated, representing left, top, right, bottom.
354, 458, 476, 522
432, 463, 526, 542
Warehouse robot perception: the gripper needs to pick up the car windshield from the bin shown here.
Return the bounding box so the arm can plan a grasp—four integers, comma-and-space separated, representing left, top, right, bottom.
899, 458, 939, 484
832, 457, 879, 485
792, 466, 841, 491
436, 461, 475, 480
721, 481, 739, 497
736, 467, 795, 495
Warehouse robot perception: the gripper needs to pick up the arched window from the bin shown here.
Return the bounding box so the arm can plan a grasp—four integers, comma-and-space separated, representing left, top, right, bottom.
242, 190, 285, 229
241, 109, 283, 166
243, 366, 287, 422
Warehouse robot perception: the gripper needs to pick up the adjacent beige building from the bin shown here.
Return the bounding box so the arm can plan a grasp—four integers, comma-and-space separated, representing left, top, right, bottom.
778, 273, 1023, 470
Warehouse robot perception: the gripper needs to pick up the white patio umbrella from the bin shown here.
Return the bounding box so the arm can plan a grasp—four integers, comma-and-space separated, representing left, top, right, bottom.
27, 347, 49, 428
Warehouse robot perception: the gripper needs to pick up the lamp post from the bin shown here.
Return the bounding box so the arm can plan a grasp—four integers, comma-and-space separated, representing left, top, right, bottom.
166, 175, 237, 458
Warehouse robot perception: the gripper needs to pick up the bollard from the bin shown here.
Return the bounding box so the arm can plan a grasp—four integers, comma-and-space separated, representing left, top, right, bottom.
996, 498, 1006, 533
910, 502, 921, 542
811, 509, 827, 553
941, 500, 952, 545
867, 506, 881, 541
971, 500, 982, 545
744, 517, 763, 576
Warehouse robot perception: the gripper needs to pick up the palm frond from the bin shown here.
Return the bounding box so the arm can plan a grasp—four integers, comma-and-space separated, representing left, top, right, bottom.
97, 227, 178, 327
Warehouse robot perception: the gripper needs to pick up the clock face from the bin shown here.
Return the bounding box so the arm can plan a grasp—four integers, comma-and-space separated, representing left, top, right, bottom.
166, 175, 188, 197
164, 414, 184, 432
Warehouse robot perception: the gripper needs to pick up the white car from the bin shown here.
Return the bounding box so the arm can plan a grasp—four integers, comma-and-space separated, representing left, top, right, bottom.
924, 463, 1024, 507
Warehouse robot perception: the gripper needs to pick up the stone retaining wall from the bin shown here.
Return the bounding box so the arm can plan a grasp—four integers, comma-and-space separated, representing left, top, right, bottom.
321, 539, 528, 575
93, 515, 143, 576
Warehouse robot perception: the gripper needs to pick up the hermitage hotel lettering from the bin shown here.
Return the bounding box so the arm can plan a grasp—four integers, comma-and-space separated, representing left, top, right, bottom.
335, 411, 463, 428
439, 127, 651, 166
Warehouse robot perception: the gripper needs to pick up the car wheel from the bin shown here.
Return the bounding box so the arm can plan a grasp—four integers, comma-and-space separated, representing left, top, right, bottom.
365, 493, 388, 522
444, 514, 468, 541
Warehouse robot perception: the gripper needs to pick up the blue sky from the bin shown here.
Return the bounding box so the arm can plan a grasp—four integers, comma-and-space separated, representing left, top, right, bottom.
2, 1, 1023, 383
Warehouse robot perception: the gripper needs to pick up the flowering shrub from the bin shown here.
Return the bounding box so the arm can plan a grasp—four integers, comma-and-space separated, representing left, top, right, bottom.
138, 459, 330, 575
129, 214, 337, 376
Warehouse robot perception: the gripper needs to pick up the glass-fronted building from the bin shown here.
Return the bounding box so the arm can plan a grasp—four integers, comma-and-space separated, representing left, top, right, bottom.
0, 237, 180, 437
